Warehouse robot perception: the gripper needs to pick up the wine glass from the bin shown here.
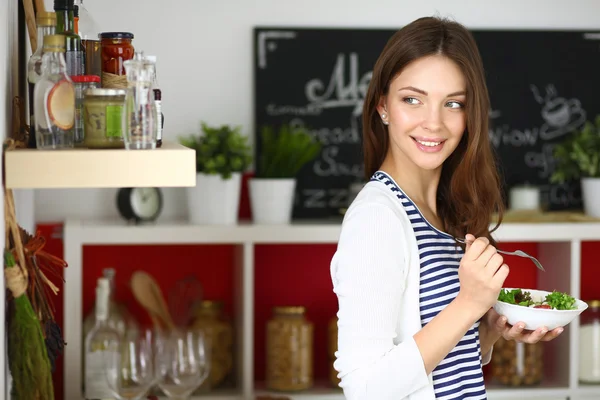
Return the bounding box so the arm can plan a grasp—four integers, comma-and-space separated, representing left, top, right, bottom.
156, 328, 210, 400
104, 329, 157, 400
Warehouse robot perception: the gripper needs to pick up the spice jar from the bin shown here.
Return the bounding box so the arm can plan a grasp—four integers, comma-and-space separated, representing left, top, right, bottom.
190, 300, 234, 390
579, 299, 600, 383
83, 88, 126, 148
99, 32, 134, 89
491, 337, 543, 386
266, 306, 313, 391
71, 75, 100, 146
328, 317, 340, 387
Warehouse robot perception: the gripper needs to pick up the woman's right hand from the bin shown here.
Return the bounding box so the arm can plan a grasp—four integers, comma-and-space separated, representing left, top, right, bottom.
457, 234, 509, 318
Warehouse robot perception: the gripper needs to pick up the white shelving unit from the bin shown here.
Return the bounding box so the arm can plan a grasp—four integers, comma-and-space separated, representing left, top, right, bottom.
62, 218, 600, 400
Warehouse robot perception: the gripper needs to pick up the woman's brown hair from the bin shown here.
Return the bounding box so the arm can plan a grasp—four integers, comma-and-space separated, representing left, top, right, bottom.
362, 16, 504, 245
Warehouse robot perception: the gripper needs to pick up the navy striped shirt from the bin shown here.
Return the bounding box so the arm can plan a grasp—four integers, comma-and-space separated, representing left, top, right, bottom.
372, 171, 487, 400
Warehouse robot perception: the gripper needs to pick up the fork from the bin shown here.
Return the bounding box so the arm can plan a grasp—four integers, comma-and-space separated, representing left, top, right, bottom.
455, 237, 545, 272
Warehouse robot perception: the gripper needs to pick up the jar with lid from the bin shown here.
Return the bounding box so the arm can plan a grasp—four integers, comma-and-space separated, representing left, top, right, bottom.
579, 299, 600, 383
328, 317, 340, 387
266, 306, 313, 391
82, 88, 126, 148
71, 75, 100, 146
190, 300, 234, 391
99, 32, 134, 89
491, 337, 544, 386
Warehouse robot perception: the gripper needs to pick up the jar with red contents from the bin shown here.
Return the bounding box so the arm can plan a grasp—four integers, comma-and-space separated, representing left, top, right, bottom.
99, 32, 134, 89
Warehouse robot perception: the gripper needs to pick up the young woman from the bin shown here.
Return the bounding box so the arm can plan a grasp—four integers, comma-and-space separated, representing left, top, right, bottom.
330, 16, 563, 400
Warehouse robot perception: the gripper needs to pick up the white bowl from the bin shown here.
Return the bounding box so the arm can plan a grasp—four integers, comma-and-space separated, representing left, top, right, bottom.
493, 288, 588, 331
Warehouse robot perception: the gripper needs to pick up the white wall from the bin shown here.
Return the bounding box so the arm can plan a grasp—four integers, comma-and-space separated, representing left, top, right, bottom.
35, 0, 600, 223
2, 0, 20, 394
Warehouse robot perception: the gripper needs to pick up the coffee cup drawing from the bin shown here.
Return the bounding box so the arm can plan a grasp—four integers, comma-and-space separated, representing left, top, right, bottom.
539, 97, 586, 141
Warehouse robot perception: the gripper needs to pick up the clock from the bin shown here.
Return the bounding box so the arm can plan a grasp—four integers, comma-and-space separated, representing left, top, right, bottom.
116, 187, 163, 223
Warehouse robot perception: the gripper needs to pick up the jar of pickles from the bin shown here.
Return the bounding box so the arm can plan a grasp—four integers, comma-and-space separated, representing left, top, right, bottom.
328, 317, 340, 387
83, 88, 126, 148
99, 32, 134, 89
579, 299, 600, 383
266, 306, 313, 391
191, 300, 234, 390
491, 337, 544, 386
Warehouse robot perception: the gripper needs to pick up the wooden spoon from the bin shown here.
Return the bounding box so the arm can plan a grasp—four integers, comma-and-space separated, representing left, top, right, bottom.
131, 271, 175, 331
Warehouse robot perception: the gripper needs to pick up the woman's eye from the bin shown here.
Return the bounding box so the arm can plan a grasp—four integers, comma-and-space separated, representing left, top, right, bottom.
403, 97, 420, 105
446, 101, 464, 109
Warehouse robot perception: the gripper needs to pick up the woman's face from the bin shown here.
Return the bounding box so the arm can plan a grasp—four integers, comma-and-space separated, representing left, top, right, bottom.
378, 55, 467, 172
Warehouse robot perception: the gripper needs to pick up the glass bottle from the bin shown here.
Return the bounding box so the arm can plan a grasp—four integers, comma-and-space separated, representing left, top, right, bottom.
579, 299, 600, 383
144, 55, 163, 148
82, 268, 139, 391
54, 0, 84, 76
84, 277, 120, 399
265, 306, 313, 391
73, 5, 79, 34
74, 0, 102, 80
123, 52, 157, 149
33, 34, 75, 149
27, 11, 57, 149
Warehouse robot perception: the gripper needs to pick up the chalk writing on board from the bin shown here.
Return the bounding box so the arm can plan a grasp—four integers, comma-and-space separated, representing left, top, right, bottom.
530, 84, 587, 140
489, 84, 587, 181
257, 30, 297, 69
305, 53, 371, 117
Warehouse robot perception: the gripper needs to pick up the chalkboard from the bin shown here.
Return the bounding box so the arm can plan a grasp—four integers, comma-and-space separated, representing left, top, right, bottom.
253, 27, 600, 220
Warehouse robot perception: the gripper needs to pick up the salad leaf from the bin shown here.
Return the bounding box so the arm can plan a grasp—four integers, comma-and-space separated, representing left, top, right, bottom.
498, 288, 533, 307
544, 291, 577, 310
497, 288, 577, 310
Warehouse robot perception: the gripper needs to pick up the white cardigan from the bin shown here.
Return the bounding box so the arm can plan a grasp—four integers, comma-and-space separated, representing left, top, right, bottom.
330, 180, 492, 400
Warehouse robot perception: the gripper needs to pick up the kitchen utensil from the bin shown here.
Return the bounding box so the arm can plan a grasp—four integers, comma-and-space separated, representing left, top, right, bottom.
130, 271, 175, 330
455, 237, 545, 272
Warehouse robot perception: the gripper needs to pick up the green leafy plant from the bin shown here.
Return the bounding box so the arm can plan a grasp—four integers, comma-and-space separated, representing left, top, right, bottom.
179, 122, 252, 180
550, 115, 600, 183
256, 124, 322, 179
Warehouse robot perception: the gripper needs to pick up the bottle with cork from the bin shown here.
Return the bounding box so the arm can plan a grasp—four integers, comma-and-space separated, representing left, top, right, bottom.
53, 0, 84, 77
27, 11, 57, 148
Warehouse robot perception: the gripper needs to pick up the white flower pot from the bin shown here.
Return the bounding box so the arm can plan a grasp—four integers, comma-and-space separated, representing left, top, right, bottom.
186, 172, 241, 225
581, 177, 600, 218
249, 178, 296, 224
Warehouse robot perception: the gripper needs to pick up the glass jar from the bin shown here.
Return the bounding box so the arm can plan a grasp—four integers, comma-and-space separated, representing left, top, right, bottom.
266, 306, 313, 391
71, 75, 100, 146
191, 300, 234, 390
328, 317, 340, 387
491, 337, 543, 386
99, 32, 134, 89
82, 88, 126, 148
579, 299, 600, 383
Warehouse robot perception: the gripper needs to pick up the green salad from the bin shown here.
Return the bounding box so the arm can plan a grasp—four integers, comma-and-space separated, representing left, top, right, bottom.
498, 288, 578, 310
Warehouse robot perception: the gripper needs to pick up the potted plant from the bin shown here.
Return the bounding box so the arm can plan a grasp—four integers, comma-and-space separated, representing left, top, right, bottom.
180, 122, 252, 225
550, 115, 600, 217
249, 123, 321, 224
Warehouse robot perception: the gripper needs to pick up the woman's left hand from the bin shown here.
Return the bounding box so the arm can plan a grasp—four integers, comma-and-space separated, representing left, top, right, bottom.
482, 307, 564, 344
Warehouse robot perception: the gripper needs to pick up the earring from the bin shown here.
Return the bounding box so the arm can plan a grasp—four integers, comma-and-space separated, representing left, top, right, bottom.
381, 113, 389, 125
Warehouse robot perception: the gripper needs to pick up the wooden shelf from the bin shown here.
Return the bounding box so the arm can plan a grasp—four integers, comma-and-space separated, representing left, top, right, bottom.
4, 142, 196, 189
